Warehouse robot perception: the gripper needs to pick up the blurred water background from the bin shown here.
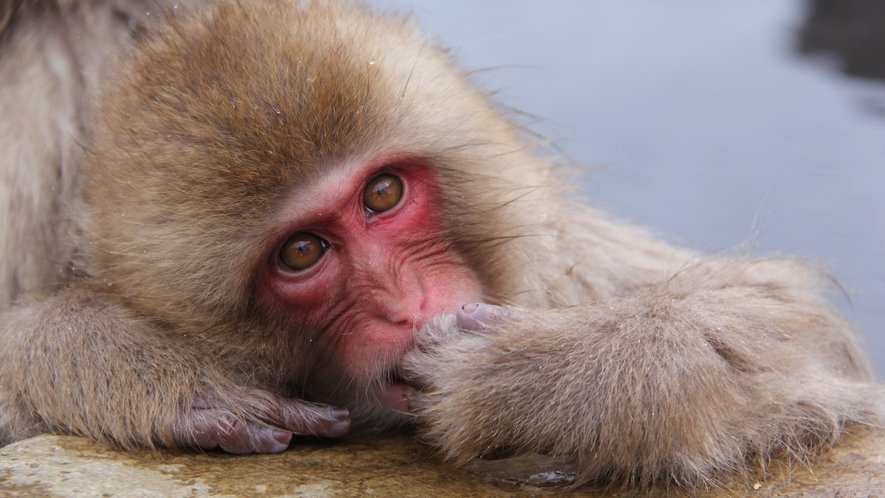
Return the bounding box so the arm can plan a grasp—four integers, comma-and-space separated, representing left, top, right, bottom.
372, 0, 885, 375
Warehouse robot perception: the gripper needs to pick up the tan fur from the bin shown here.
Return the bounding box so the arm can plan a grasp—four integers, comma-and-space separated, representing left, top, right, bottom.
405, 254, 880, 485
0, 0, 880, 488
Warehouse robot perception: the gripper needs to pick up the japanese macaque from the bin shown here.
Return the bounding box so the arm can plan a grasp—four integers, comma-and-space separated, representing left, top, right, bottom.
0, 0, 880, 488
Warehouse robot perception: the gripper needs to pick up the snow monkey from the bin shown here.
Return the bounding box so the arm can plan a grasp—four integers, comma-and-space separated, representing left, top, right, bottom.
0, 0, 880, 487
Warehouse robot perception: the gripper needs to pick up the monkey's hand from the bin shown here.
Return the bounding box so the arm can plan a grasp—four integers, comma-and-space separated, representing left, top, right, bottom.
0, 286, 349, 453
181, 388, 350, 454
401, 259, 883, 485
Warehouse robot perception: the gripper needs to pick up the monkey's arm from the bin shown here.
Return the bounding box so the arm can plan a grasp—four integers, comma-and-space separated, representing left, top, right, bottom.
0, 284, 349, 451
402, 257, 881, 485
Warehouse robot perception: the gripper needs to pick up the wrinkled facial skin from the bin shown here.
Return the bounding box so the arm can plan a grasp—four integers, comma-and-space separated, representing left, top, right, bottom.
257, 155, 482, 415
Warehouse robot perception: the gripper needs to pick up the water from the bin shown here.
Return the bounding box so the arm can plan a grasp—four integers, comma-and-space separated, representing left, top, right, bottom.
372, 0, 885, 375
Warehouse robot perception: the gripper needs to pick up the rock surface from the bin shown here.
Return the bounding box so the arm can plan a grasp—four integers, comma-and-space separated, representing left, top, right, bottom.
1, 428, 884, 497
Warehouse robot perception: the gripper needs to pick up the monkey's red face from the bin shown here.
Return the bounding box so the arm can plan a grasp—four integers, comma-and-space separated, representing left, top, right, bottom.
259, 155, 481, 412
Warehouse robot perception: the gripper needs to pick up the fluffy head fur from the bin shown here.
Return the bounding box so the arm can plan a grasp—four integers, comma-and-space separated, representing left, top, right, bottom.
85, 0, 552, 328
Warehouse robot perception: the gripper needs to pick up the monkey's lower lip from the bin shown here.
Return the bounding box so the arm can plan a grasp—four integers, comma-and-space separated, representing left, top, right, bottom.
375, 380, 411, 412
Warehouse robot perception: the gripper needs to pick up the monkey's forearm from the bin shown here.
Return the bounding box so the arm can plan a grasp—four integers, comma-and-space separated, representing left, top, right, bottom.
403, 258, 881, 485
0, 285, 349, 451
0, 286, 195, 447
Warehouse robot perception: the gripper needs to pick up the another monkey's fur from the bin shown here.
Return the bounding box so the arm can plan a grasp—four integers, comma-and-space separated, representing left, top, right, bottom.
0, 0, 881, 488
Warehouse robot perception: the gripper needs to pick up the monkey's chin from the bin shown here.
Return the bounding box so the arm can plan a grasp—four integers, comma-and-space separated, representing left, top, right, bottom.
372, 381, 411, 413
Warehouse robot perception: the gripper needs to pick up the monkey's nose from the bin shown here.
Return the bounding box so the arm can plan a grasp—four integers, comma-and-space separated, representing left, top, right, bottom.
371, 272, 426, 326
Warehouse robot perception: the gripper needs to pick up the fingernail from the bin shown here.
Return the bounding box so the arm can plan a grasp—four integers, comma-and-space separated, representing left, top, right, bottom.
324, 414, 351, 437
331, 407, 350, 422
273, 429, 293, 445
457, 304, 486, 330
324, 407, 351, 437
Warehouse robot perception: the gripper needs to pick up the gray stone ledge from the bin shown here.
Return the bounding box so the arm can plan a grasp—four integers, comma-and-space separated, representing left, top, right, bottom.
1, 428, 884, 496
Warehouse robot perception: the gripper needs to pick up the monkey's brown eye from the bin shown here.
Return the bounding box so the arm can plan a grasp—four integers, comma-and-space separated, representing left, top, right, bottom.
363, 174, 402, 213
280, 233, 326, 270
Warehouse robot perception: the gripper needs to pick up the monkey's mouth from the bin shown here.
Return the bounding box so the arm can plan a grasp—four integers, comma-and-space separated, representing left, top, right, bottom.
374, 372, 411, 412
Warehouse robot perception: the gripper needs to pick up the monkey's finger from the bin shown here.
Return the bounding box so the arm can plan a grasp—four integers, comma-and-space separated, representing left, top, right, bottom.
186, 397, 350, 453
189, 409, 292, 454
399, 352, 431, 389
457, 303, 517, 331
272, 402, 351, 438
403, 385, 432, 411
